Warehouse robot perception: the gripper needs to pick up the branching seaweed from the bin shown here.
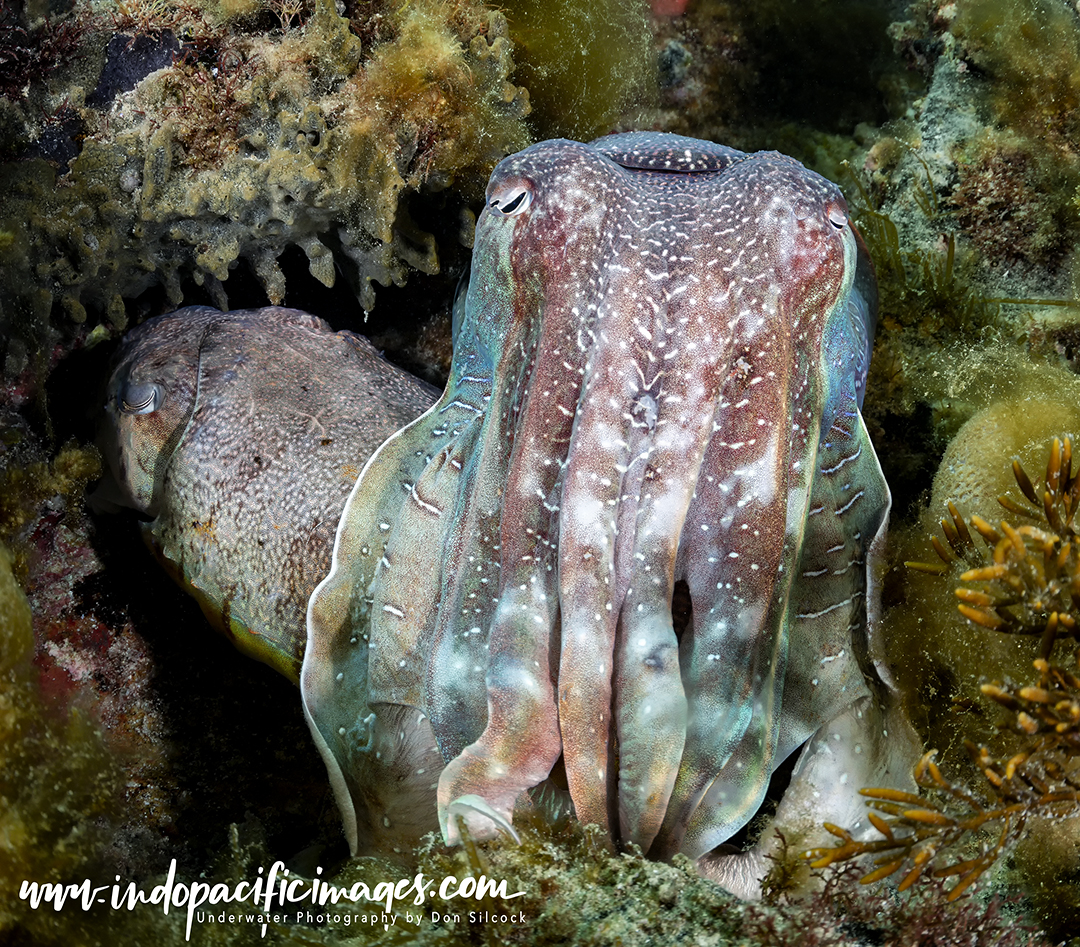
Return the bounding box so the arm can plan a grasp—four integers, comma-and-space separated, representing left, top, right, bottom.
806, 721, 1080, 902
814, 438, 1080, 900
840, 160, 1000, 338
0, 0, 90, 100
111, 0, 214, 40
909, 436, 1080, 659
150, 45, 258, 168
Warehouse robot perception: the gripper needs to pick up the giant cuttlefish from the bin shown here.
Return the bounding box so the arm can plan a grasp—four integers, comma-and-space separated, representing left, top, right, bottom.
100, 305, 437, 680
103, 133, 920, 895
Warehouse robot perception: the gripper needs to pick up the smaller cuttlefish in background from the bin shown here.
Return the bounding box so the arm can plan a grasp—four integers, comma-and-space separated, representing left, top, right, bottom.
97, 304, 437, 682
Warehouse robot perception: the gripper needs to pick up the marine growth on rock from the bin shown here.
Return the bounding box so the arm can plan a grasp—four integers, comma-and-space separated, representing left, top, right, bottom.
0, 0, 531, 379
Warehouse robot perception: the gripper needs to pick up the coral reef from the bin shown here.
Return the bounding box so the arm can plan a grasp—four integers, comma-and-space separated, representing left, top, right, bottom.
875, 0, 1080, 281
948, 0, 1080, 147
948, 130, 1076, 270
936, 0, 1080, 274
846, 1, 1080, 527
822, 2, 1080, 533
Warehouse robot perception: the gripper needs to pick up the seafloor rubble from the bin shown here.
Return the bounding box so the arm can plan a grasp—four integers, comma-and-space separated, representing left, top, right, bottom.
2, 0, 1080, 944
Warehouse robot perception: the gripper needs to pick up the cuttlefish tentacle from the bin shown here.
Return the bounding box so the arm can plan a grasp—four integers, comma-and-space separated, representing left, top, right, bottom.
431, 351, 568, 841
554, 234, 717, 846
437, 158, 606, 839
669, 225, 889, 863
607, 436, 700, 849
645, 158, 865, 859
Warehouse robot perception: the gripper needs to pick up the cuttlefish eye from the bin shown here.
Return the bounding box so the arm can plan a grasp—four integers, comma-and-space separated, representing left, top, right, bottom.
488, 183, 533, 216
826, 202, 848, 230
120, 381, 164, 415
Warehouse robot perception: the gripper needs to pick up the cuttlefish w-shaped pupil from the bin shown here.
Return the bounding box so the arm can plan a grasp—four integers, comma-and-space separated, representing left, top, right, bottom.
120, 382, 164, 415
489, 185, 532, 216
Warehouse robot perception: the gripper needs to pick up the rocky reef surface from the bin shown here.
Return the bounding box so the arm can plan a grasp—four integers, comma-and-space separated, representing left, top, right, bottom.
0, 0, 533, 383
3, 0, 1080, 944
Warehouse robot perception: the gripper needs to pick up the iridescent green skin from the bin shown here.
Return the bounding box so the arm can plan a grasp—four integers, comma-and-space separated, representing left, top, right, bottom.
303, 133, 919, 886
101, 305, 437, 682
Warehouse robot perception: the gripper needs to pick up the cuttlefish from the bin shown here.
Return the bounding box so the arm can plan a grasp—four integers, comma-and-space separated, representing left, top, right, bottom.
100, 305, 437, 680
304, 132, 919, 886
103, 133, 920, 895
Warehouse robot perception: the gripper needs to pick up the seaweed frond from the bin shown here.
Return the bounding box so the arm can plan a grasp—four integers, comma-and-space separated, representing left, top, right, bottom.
0, 0, 90, 100
911, 436, 1080, 659
905, 499, 982, 576
981, 654, 1080, 765
806, 652, 1080, 901
112, 0, 214, 39
150, 45, 258, 168
815, 437, 1080, 900
839, 160, 1000, 339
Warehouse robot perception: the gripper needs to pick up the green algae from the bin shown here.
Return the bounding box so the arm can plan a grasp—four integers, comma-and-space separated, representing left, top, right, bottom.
949, 0, 1080, 143
498, 0, 656, 141
0, 0, 531, 381
0, 439, 101, 534
941, 0, 1080, 272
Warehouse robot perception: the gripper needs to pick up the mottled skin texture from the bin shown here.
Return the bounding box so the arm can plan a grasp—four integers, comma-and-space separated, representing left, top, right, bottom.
102, 305, 437, 681
304, 133, 919, 884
